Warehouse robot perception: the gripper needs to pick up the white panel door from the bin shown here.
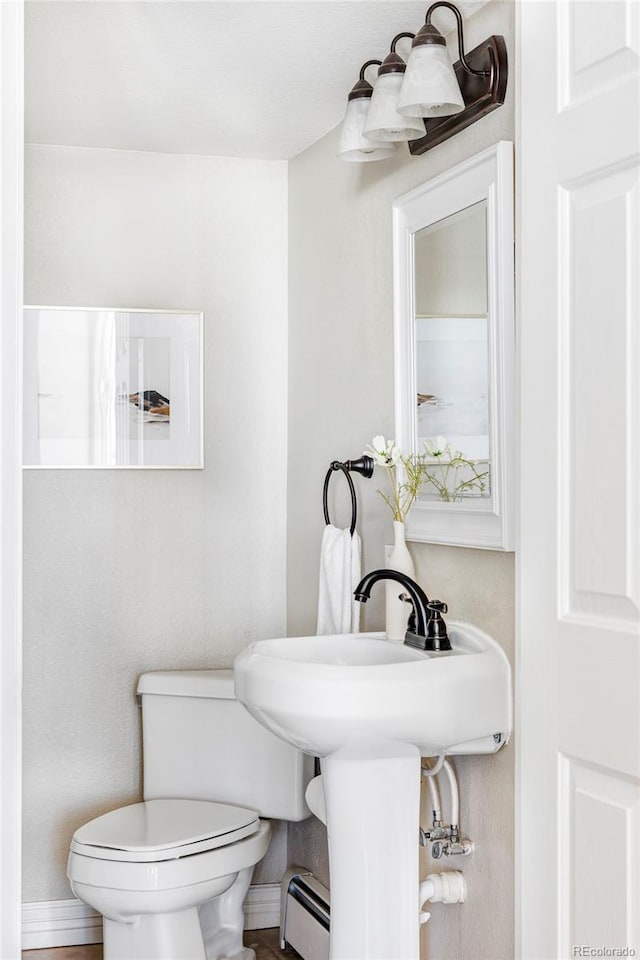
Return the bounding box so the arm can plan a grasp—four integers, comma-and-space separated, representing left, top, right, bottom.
518, 2, 640, 958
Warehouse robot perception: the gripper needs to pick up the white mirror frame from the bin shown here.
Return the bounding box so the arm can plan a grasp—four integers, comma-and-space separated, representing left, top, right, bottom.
393, 141, 515, 550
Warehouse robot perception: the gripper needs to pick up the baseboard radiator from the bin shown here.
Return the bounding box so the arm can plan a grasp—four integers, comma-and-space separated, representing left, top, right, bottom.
280, 870, 330, 960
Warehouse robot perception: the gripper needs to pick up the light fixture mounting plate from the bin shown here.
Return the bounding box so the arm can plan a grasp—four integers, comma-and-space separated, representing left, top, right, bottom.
408, 34, 508, 156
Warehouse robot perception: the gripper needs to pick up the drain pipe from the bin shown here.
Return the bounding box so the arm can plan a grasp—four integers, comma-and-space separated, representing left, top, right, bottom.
419, 870, 466, 924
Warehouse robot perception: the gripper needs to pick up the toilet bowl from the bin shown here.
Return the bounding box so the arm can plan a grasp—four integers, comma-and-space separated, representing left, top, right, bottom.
68, 670, 313, 960
68, 798, 271, 960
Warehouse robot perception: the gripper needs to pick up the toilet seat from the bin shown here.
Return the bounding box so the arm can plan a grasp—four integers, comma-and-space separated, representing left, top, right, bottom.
70, 799, 260, 863
68, 815, 271, 895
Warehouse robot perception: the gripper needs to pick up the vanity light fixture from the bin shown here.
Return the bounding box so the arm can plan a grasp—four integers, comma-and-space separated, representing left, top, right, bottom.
337, 60, 396, 162
338, 0, 507, 161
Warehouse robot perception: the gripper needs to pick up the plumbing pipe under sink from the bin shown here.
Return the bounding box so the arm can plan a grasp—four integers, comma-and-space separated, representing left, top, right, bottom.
442, 758, 460, 830
421, 759, 443, 822
419, 871, 466, 924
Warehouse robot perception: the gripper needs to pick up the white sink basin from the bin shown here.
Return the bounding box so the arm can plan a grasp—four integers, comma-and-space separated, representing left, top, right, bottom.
251, 633, 426, 666
233, 622, 511, 758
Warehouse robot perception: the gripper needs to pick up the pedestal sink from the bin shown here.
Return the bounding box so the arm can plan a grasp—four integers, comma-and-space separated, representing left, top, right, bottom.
233, 624, 511, 960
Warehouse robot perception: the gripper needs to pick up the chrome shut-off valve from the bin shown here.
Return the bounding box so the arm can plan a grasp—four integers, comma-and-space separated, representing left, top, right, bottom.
431, 836, 474, 859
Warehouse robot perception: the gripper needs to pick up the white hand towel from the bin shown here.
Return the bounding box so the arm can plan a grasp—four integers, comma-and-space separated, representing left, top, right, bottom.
316, 524, 362, 635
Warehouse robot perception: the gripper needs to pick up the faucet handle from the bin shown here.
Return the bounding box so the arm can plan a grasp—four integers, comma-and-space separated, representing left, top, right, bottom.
427, 600, 448, 615
426, 601, 451, 652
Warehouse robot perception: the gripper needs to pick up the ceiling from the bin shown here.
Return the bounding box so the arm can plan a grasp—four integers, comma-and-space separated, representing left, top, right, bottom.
25, 0, 487, 161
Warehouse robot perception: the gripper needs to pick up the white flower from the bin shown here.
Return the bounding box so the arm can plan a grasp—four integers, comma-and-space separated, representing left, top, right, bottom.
366, 431, 487, 509
364, 435, 401, 467
423, 435, 451, 459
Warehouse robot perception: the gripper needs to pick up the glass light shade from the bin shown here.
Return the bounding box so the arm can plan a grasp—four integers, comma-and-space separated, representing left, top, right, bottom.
337, 98, 396, 162
397, 44, 465, 118
362, 73, 426, 142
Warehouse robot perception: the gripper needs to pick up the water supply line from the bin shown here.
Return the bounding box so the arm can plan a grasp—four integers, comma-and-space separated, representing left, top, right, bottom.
423, 753, 446, 775
420, 757, 448, 844
442, 758, 460, 840
420, 757, 474, 858
425, 771, 441, 822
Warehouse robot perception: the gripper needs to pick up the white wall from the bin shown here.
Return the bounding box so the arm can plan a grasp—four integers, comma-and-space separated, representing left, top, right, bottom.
23, 144, 288, 900
287, 3, 516, 958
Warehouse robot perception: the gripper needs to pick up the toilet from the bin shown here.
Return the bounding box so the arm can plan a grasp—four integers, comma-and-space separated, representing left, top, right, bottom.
67, 669, 314, 960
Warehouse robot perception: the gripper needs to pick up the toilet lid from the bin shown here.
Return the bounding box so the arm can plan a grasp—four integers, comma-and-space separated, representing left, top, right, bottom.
71, 799, 260, 863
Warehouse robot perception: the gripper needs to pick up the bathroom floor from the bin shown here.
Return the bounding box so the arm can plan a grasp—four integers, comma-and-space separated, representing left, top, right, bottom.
22, 927, 298, 960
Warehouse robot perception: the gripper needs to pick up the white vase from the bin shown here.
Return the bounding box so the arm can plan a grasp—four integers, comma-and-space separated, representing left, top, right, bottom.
385, 520, 416, 641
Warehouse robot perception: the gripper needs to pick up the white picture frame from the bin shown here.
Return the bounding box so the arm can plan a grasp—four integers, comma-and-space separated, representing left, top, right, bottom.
393, 142, 515, 550
23, 306, 203, 469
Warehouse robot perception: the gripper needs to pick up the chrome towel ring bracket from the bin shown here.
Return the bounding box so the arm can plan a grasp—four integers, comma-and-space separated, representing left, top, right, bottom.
322, 456, 374, 536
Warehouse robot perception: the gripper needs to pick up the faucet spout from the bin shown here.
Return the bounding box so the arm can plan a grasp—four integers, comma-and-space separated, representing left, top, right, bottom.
354, 569, 431, 646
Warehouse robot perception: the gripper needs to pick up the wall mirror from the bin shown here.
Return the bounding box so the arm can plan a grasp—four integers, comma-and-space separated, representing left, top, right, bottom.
393, 141, 514, 550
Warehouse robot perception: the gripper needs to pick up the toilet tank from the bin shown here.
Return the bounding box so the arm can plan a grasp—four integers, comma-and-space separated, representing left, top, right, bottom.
137, 669, 313, 821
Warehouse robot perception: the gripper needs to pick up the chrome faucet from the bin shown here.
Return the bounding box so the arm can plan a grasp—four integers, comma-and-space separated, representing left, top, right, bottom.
354, 569, 451, 652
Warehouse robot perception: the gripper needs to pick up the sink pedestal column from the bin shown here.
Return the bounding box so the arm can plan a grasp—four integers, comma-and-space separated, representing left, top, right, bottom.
321, 738, 421, 960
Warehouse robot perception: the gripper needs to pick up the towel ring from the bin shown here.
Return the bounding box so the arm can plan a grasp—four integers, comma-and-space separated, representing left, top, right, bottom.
322, 456, 374, 537
323, 463, 357, 536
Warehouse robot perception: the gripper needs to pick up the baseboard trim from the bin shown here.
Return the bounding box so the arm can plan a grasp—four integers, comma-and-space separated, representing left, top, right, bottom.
244, 882, 281, 931
22, 899, 102, 950
22, 884, 281, 949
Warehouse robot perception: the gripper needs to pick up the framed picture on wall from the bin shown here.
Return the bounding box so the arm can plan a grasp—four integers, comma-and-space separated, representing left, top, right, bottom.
23, 306, 203, 468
